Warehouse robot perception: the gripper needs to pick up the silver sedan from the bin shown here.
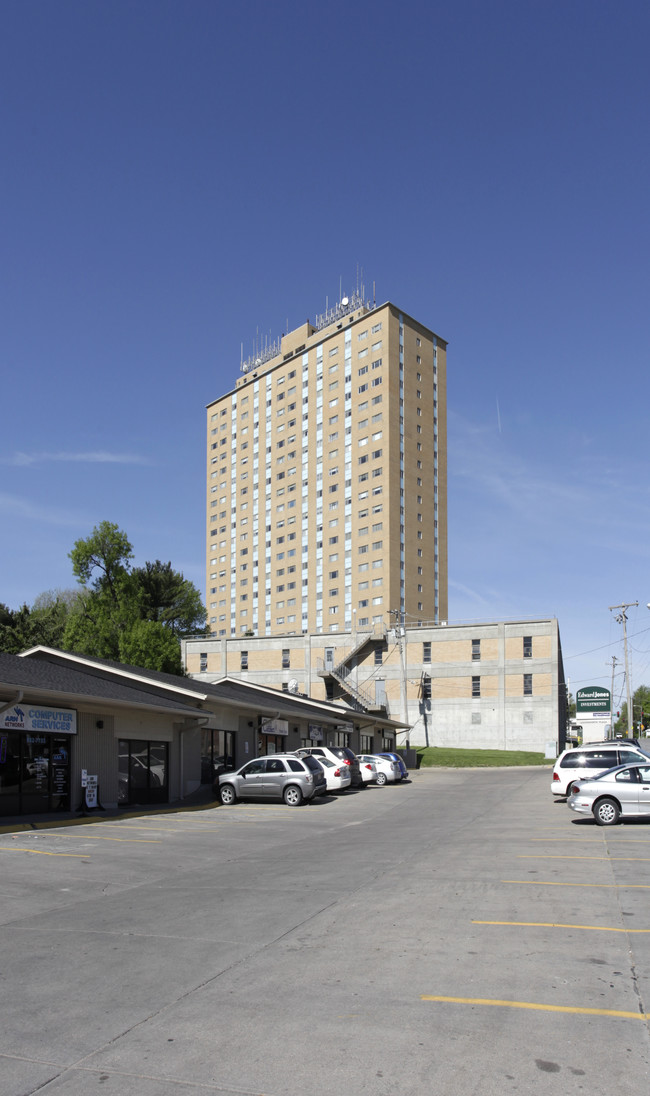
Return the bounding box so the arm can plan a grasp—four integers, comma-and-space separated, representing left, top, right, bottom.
567, 762, 650, 825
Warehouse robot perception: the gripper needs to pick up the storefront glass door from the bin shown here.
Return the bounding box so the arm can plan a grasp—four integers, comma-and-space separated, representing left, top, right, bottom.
118, 740, 168, 805
0, 733, 71, 816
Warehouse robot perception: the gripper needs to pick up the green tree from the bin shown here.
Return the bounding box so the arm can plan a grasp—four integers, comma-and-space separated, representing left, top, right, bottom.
68, 520, 134, 602
62, 522, 205, 670
0, 590, 78, 654
118, 619, 184, 674
131, 560, 207, 636
614, 685, 650, 736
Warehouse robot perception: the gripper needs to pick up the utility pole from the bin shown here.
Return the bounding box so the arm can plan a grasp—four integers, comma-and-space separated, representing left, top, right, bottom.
608, 655, 618, 739
609, 603, 637, 739
390, 608, 409, 734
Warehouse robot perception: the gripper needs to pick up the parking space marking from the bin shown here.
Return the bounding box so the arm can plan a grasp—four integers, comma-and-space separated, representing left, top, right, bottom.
502, 879, 650, 888
420, 996, 645, 1020
519, 854, 650, 861
53, 834, 162, 843
530, 837, 650, 842
472, 920, 650, 933
0, 845, 89, 858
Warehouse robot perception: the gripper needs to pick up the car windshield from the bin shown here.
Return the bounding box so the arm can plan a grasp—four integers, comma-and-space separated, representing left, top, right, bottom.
592, 764, 628, 780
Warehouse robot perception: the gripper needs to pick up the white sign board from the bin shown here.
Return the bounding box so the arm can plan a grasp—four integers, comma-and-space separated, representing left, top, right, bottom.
260, 718, 289, 736
84, 775, 98, 809
0, 706, 77, 734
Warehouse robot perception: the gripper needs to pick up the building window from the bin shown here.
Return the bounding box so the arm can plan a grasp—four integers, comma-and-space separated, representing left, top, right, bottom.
422, 674, 431, 700
524, 674, 533, 696
374, 647, 383, 665
472, 676, 480, 698
241, 651, 248, 670
282, 649, 290, 669
523, 636, 533, 658
199, 652, 208, 671
423, 641, 431, 662
472, 638, 480, 661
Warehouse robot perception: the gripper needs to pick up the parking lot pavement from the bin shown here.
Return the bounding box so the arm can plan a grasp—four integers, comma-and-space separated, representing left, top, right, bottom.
1, 771, 649, 1096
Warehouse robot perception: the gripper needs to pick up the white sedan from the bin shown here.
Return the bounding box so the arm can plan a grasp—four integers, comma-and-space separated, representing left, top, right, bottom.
568, 762, 650, 825
317, 756, 352, 793
357, 758, 378, 784
357, 754, 399, 785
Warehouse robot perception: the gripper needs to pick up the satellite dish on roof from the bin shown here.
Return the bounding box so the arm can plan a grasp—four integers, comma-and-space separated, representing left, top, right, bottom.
288, 679, 299, 694
341, 296, 349, 307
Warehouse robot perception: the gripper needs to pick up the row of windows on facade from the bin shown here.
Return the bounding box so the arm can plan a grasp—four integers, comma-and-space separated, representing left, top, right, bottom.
421, 674, 534, 699
200, 641, 534, 675
422, 637, 533, 662
208, 408, 435, 481
210, 367, 437, 450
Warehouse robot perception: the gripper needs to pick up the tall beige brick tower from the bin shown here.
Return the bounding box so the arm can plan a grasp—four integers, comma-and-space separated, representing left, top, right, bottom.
206, 292, 447, 637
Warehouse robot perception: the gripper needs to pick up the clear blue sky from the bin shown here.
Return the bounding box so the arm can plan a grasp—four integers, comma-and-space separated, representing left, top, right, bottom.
2, 1, 649, 706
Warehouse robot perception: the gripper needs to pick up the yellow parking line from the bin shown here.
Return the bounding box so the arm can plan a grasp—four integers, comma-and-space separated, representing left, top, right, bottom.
519, 854, 650, 861
472, 920, 650, 933
502, 880, 650, 888
421, 996, 645, 1020
61, 834, 162, 843
0, 846, 88, 858
530, 838, 650, 842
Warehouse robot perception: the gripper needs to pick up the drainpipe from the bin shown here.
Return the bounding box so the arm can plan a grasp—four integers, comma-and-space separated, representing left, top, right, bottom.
0, 690, 23, 718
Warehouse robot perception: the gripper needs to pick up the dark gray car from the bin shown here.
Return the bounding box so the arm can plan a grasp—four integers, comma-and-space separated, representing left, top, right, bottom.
218, 754, 326, 806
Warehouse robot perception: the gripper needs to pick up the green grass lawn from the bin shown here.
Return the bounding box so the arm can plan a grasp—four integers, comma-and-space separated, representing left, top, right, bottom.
414, 746, 549, 768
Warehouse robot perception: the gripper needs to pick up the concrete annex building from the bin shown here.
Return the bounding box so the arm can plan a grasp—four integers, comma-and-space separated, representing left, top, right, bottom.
198, 290, 566, 755
183, 618, 566, 755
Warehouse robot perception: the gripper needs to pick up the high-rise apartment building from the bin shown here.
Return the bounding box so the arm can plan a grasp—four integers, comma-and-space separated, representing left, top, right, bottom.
206, 291, 447, 637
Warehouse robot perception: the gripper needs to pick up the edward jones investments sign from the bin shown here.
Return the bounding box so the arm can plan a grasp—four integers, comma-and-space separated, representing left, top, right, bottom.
576, 687, 611, 715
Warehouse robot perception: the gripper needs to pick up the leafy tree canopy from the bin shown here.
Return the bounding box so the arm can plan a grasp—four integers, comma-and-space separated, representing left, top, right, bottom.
2, 523, 206, 672
69, 520, 134, 601
0, 590, 79, 655
614, 685, 650, 735
62, 522, 206, 669
132, 560, 206, 636
118, 619, 183, 675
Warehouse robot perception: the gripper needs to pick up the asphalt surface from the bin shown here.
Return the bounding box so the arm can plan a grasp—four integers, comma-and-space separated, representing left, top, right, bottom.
1, 768, 650, 1095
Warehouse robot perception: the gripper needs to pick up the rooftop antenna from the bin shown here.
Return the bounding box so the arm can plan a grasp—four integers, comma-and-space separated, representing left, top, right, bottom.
373, 280, 376, 306
339, 274, 342, 303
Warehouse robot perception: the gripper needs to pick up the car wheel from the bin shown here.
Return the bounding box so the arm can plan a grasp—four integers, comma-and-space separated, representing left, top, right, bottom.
220, 784, 236, 806
593, 797, 620, 826
376, 772, 387, 786
283, 785, 303, 806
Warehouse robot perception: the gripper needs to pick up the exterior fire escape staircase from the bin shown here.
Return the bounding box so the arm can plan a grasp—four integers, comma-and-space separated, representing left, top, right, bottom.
316, 629, 389, 714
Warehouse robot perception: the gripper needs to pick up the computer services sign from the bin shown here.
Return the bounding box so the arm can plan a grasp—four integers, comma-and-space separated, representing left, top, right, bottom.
0, 706, 77, 734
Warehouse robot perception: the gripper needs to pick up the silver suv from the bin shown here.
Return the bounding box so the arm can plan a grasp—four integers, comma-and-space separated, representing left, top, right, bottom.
218, 754, 326, 806
551, 740, 650, 796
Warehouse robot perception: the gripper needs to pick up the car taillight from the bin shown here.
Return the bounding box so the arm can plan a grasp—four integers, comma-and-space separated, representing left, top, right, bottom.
334, 768, 341, 776
552, 772, 560, 781
343, 759, 351, 765
306, 774, 313, 783
363, 764, 371, 770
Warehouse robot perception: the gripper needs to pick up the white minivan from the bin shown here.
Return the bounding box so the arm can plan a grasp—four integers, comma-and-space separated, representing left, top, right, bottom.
551, 740, 650, 796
